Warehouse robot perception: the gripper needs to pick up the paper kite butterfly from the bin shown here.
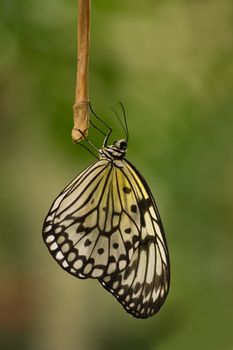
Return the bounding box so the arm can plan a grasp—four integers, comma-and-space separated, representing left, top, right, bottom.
42, 105, 170, 318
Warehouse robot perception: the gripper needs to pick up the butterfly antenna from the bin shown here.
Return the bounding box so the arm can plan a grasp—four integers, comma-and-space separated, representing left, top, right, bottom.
110, 105, 128, 142
119, 102, 129, 142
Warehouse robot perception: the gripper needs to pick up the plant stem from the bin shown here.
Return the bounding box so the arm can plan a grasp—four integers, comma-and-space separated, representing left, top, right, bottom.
72, 0, 91, 143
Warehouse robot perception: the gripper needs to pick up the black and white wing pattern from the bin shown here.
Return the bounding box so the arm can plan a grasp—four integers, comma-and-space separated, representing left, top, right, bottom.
43, 138, 170, 319
99, 160, 170, 318
43, 159, 142, 279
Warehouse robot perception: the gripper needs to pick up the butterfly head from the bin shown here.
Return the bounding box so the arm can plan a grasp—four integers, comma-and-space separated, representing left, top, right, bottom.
99, 139, 128, 161
113, 139, 128, 150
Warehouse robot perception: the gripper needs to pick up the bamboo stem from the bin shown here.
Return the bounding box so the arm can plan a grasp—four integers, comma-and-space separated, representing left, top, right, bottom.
72, 0, 91, 143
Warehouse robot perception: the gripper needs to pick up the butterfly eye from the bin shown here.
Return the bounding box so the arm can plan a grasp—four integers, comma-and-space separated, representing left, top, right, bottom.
121, 140, 127, 148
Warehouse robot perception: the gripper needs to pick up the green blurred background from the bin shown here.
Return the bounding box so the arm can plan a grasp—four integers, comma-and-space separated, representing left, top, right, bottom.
1, 0, 233, 349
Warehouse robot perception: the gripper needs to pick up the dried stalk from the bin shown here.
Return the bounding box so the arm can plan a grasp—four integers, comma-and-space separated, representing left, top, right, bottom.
72, 0, 91, 143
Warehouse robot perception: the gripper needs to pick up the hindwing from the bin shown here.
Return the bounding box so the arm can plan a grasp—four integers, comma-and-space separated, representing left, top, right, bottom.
99, 160, 170, 318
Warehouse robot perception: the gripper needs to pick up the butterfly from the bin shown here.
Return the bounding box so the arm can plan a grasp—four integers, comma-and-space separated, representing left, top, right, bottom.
42, 105, 170, 318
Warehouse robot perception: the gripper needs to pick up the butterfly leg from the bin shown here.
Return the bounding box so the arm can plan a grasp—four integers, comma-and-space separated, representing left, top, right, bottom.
77, 129, 99, 151
77, 142, 99, 159
76, 129, 99, 159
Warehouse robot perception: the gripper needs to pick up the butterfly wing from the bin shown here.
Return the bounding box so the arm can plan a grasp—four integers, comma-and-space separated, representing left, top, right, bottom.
42, 159, 141, 279
99, 160, 170, 318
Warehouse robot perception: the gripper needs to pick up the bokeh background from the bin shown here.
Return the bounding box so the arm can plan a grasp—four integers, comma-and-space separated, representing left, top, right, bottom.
1, 0, 233, 349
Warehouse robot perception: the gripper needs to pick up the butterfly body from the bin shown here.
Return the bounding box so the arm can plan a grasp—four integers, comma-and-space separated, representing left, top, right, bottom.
99, 139, 127, 161
43, 138, 170, 318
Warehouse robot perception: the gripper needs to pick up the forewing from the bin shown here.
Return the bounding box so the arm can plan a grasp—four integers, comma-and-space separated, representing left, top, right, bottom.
99, 160, 170, 318
42, 159, 141, 279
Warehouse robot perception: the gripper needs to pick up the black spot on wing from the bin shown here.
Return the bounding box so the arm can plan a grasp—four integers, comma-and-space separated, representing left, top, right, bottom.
132, 236, 140, 245
138, 197, 153, 227
124, 241, 133, 251
134, 282, 141, 294
139, 198, 153, 214
84, 239, 92, 247
124, 228, 131, 234
98, 248, 104, 255
123, 187, 132, 194
130, 204, 137, 213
